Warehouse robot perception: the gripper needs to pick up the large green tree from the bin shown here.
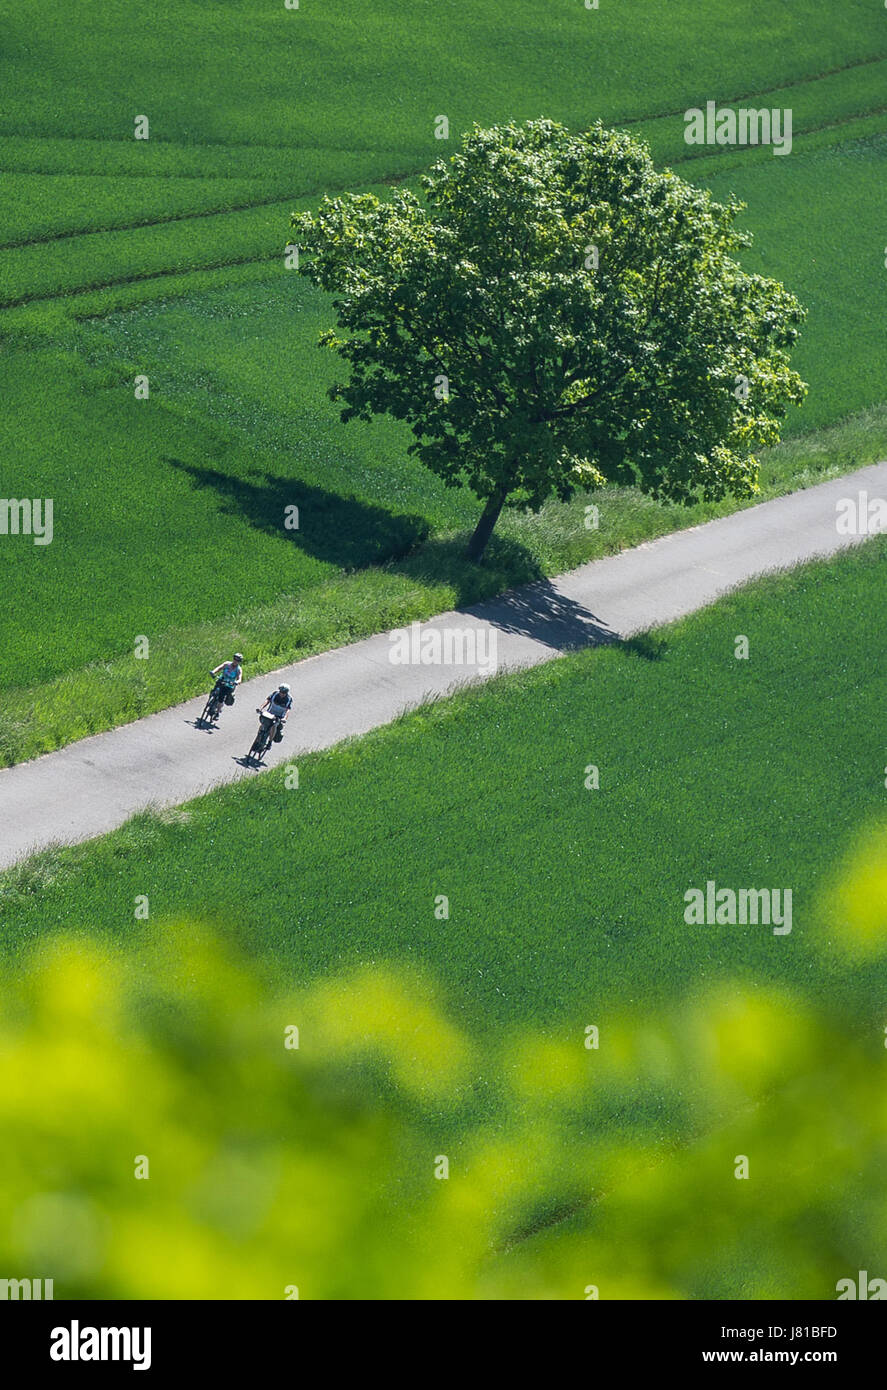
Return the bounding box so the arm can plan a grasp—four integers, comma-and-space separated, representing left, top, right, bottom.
293, 120, 806, 561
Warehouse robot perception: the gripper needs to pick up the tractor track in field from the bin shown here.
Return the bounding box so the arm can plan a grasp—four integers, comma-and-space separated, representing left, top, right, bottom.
0, 249, 282, 311
620, 49, 887, 127
3, 105, 886, 311
3, 50, 886, 287
0, 166, 416, 253
0, 192, 310, 253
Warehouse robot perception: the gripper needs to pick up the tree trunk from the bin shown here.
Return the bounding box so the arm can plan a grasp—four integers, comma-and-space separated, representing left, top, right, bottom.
466, 489, 507, 563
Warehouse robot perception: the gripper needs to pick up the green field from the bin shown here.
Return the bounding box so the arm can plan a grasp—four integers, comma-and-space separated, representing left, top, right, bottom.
2, 542, 885, 1297
3, 3, 887, 1302
2, 0, 887, 758
5, 2, 882, 155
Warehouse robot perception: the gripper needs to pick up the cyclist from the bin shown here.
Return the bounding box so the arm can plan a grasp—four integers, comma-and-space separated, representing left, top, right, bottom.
209, 653, 244, 705
257, 683, 292, 743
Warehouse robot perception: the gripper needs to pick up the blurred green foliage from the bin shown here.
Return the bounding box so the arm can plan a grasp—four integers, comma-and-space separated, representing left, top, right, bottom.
1, 814, 884, 1299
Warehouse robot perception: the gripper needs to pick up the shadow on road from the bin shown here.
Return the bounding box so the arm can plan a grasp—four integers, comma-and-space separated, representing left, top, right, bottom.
461, 577, 668, 659
462, 578, 617, 652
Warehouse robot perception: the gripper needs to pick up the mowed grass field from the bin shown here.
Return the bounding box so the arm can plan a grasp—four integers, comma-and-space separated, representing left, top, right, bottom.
2, 0, 886, 755
2, 543, 885, 1297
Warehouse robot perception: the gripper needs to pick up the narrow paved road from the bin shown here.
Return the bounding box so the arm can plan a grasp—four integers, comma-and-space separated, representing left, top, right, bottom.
1, 462, 884, 870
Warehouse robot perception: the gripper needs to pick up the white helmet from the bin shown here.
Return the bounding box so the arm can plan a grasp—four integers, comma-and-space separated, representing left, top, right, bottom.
279, 683, 291, 694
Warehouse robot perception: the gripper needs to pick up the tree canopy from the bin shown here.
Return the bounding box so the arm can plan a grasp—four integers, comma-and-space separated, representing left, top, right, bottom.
293, 119, 806, 560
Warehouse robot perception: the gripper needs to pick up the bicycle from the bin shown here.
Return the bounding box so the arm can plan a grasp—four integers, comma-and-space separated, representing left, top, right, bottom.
247, 710, 283, 764
200, 676, 233, 726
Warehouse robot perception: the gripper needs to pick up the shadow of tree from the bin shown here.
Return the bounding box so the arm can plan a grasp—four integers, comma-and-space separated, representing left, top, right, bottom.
459, 578, 668, 660
166, 456, 668, 663
166, 455, 552, 603
462, 578, 619, 652
165, 457, 432, 570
